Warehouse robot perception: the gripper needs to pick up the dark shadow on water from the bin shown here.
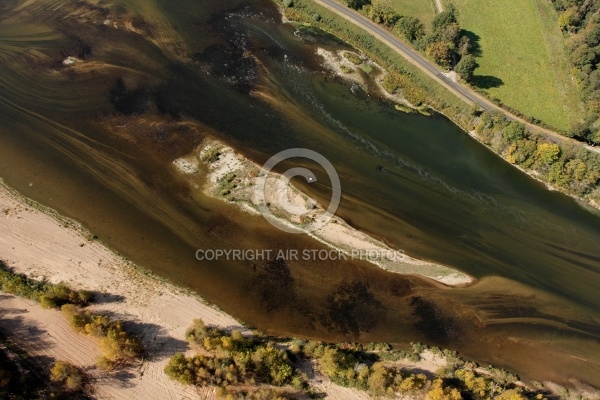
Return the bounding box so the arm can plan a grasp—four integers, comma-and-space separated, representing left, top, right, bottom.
409, 296, 459, 345
472, 75, 504, 89
320, 281, 387, 339
248, 257, 299, 313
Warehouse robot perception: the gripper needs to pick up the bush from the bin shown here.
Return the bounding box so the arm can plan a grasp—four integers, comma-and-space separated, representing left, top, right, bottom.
61, 305, 141, 368
166, 320, 306, 396
50, 361, 85, 392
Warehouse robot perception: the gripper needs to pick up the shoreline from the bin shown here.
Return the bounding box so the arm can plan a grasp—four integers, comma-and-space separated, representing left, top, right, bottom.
173, 140, 474, 286
0, 179, 242, 399
0, 167, 595, 398
317, 43, 600, 216
279, 1, 600, 214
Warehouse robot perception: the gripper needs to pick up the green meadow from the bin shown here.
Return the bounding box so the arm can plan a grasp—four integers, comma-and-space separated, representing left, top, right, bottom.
452, 0, 581, 130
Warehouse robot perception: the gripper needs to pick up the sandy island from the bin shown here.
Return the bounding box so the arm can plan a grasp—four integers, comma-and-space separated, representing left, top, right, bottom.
173, 140, 473, 286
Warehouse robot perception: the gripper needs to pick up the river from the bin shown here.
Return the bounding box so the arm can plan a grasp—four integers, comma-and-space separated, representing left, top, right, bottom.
0, 0, 599, 386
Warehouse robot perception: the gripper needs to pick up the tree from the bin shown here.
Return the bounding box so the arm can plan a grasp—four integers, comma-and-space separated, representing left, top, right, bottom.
458, 36, 472, 56
565, 159, 587, 181
344, 0, 370, 10
432, 8, 457, 32
558, 7, 578, 31
427, 42, 452, 68
426, 378, 462, 400
394, 17, 425, 42
439, 22, 461, 46
455, 54, 477, 81
185, 318, 209, 344
164, 353, 195, 384
367, 363, 392, 395
369, 0, 399, 26
397, 374, 427, 392
502, 122, 526, 143
535, 143, 561, 165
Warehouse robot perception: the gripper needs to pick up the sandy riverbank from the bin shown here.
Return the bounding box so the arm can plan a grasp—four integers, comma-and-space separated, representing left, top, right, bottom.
0, 180, 242, 398
0, 179, 393, 399
173, 140, 473, 286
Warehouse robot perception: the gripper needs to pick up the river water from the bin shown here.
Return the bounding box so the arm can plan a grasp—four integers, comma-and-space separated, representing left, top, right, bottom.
1, 0, 600, 385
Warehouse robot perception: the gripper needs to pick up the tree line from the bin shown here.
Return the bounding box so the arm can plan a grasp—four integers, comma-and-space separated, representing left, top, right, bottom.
340, 0, 478, 81
476, 109, 600, 201
165, 319, 552, 400
551, 0, 600, 143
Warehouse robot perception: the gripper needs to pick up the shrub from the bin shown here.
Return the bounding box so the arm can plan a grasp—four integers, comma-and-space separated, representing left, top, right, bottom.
61, 305, 141, 368
50, 361, 85, 392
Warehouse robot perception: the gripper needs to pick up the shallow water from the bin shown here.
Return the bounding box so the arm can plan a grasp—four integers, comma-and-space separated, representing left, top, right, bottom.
1, 0, 600, 386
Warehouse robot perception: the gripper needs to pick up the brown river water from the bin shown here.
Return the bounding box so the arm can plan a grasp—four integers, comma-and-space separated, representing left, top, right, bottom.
0, 0, 600, 386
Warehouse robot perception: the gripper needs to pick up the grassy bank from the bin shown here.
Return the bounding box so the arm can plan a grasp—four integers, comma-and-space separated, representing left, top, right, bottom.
278, 0, 600, 208
451, 0, 580, 130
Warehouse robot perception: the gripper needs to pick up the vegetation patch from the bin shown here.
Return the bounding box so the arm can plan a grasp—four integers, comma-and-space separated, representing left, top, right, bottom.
201, 146, 221, 163
0, 260, 92, 309
360, 63, 373, 74
50, 361, 87, 393
549, 0, 600, 143
165, 319, 307, 399
166, 319, 550, 400
217, 172, 239, 202
340, 64, 354, 74
475, 111, 600, 198
61, 305, 142, 370
343, 51, 363, 65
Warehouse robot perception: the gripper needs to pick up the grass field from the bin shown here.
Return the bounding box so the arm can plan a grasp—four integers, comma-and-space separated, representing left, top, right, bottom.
388, 0, 438, 30
451, 0, 580, 130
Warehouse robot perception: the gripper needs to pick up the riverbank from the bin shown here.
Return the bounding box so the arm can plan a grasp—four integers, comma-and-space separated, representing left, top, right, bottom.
0, 179, 389, 398
278, 0, 600, 213
173, 139, 473, 286
1, 175, 598, 398
0, 179, 243, 398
